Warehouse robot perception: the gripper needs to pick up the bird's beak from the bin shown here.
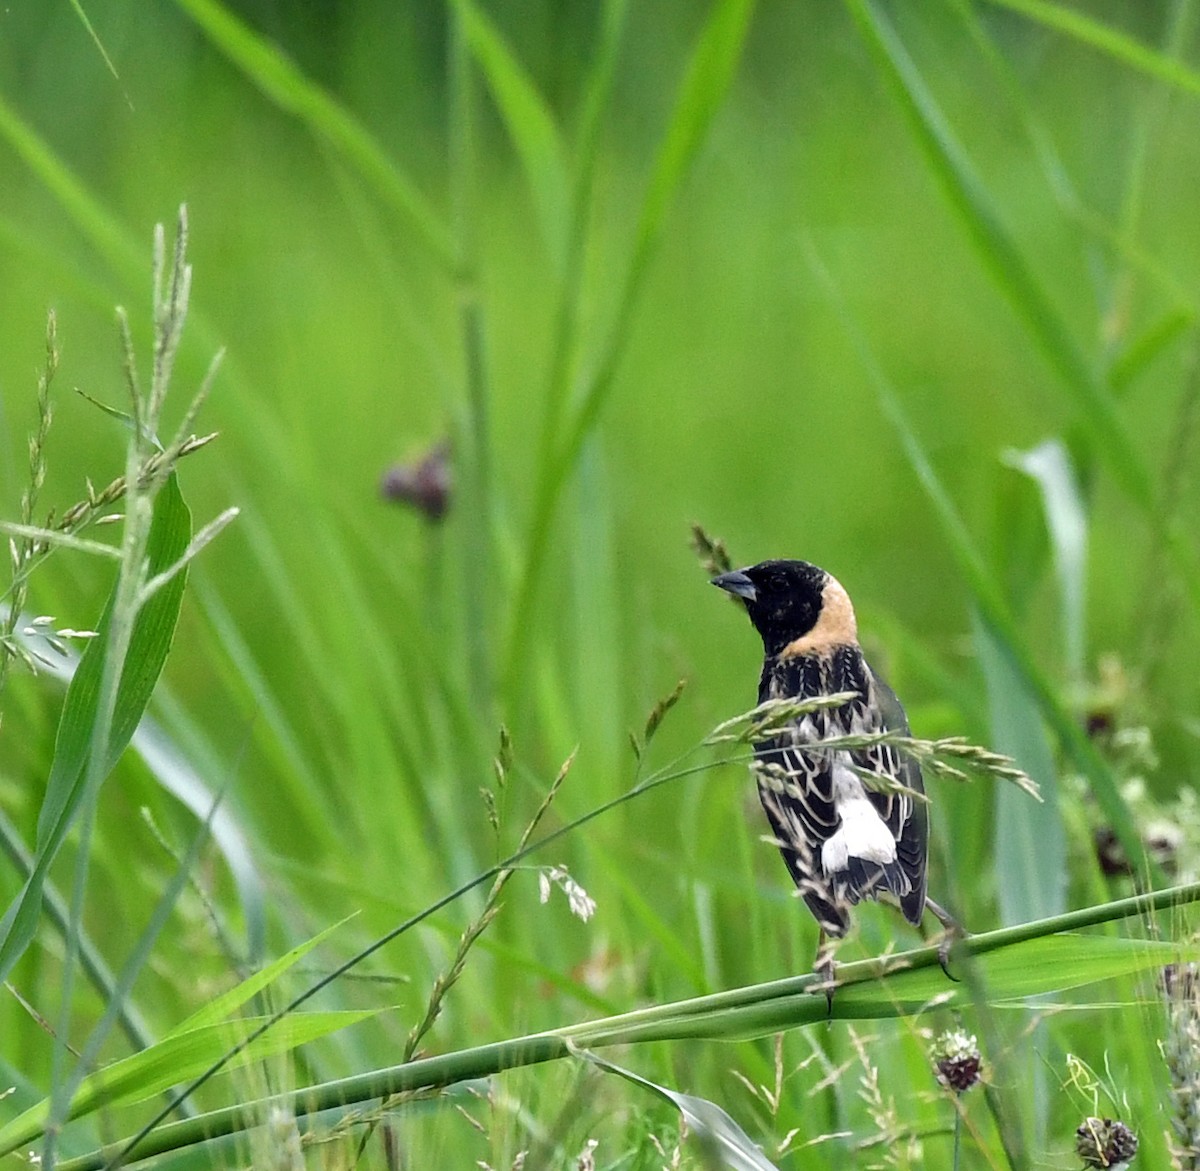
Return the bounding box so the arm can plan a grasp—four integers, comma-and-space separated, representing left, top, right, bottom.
711, 569, 756, 602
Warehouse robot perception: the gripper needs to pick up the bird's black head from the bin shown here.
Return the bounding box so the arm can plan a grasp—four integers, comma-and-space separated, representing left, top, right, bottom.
711, 559, 833, 657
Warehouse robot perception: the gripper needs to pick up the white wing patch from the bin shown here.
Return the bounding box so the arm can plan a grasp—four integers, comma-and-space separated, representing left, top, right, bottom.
819, 759, 897, 875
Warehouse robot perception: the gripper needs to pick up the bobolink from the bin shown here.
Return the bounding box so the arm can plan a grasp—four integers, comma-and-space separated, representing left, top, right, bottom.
713, 559, 958, 988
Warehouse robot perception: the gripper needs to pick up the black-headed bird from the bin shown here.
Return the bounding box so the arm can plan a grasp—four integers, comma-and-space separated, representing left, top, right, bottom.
712, 559, 959, 990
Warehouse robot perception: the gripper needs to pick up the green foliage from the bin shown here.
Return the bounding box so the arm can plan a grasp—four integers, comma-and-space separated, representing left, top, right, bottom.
1, 2, 1199, 1170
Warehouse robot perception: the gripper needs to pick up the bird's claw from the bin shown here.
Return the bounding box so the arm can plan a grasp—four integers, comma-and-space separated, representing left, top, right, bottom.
813, 944, 839, 1017
925, 898, 966, 982
936, 933, 961, 983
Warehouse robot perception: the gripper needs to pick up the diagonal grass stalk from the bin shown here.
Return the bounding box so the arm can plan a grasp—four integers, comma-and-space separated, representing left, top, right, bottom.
56, 878, 1200, 1171
44, 696, 1137, 1169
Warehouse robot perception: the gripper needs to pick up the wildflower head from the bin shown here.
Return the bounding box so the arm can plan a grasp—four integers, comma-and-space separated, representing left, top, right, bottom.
931, 1028, 982, 1094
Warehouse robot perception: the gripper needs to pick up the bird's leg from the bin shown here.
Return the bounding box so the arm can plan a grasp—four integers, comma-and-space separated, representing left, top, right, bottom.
812, 930, 839, 1015
924, 898, 966, 981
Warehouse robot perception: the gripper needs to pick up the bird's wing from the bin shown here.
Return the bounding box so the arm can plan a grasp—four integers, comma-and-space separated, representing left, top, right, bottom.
752, 657, 846, 930
859, 661, 928, 923
754, 727, 847, 933
755, 727, 839, 834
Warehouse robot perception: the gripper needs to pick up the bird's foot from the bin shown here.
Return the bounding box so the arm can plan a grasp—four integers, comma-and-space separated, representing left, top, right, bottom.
926, 898, 967, 982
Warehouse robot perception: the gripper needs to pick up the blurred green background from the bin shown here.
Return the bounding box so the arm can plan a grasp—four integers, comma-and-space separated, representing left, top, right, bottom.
1, 1, 1198, 1166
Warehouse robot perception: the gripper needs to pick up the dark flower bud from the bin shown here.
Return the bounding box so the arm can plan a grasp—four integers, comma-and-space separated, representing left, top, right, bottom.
381, 440, 452, 521
1074, 1117, 1138, 1168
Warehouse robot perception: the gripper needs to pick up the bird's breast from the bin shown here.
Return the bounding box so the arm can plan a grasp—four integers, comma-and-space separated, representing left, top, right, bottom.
760, 643, 870, 708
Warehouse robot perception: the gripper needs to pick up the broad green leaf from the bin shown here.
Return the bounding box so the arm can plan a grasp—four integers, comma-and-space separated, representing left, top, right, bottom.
455, 0, 570, 273
168, 917, 353, 1038
0, 1008, 379, 1155
37, 474, 191, 843
0, 474, 192, 981
573, 1046, 780, 1171
1003, 439, 1088, 681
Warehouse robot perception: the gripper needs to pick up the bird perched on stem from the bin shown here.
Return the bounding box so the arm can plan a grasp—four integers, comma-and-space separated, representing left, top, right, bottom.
712, 559, 960, 995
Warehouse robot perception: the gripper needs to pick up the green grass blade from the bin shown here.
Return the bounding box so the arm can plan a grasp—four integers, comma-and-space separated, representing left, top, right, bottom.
573, 1046, 781, 1171
529, 0, 630, 467
172, 0, 455, 270
11, 622, 267, 962
50, 788, 227, 1136
0, 1009, 379, 1156
127, 708, 265, 961
559, 0, 756, 457
37, 475, 192, 837
167, 917, 353, 1038
455, 0, 570, 272
1004, 439, 1088, 682
951, 0, 1199, 334
985, 0, 1200, 97
974, 614, 1065, 926
446, 1, 497, 716
806, 242, 1151, 883
710, 935, 1181, 1029
188, 570, 343, 849
0, 93, 141, 282
65, 0, 122, 84
505, 0, 756, 691
633, 0, 756, 252
0, 474, 192, 982
845, 0, 1154, 514
0, 807, 156, 1057
1110, 310, 1196, 393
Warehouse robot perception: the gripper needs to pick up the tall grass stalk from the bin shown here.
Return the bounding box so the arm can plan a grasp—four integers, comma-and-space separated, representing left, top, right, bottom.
448, 0, 495, 713
0, 208, 237, 1170
0, 311, 56, 696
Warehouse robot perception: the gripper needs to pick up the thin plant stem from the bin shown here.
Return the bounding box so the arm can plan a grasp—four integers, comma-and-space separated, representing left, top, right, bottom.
0, 310, 57, 695
448, 2, 493, 714
350, 750, 573, 1165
